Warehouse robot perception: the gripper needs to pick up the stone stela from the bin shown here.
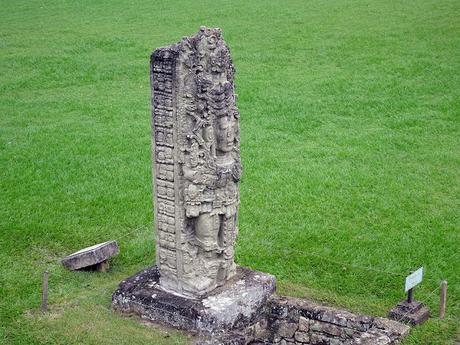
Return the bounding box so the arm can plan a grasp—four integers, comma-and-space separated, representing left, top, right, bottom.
112, 27, 277, 337
112, 27, 412, 344
151, 26, 242, 297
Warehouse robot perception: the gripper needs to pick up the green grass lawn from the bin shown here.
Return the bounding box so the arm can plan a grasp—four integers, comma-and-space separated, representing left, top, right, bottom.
1, 0, 459, 344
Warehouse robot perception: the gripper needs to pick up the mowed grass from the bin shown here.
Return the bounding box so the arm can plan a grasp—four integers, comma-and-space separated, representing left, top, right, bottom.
1, 0, 459, 344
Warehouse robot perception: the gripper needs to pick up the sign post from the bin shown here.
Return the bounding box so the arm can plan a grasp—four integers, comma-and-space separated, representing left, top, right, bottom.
405, 267, 424, 303
388, 267, 430, 325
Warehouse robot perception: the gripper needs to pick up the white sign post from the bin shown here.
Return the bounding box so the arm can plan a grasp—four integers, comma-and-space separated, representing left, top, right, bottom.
405, 267, 423, 303
389, 266, 430, 325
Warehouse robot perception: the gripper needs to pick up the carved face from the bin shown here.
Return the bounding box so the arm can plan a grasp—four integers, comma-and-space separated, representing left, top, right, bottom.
216, 115, 235, 154
207, 35, 217, 50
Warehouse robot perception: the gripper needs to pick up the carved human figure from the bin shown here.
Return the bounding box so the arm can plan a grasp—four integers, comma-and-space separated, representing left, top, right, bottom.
184, 107, 240, 245
185, 29, 241, 291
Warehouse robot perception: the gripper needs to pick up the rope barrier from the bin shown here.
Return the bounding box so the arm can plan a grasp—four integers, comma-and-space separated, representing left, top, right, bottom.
114, 225, 152, 241
42, 225, 455, 324
396, 285, 440, 323
251, 241, 444, 284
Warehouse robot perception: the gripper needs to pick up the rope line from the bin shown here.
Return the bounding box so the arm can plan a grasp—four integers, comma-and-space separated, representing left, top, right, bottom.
115, 225, 152, 241
48, 225, 453, 322
254, 243, 444, 284
396, 285, 440, 323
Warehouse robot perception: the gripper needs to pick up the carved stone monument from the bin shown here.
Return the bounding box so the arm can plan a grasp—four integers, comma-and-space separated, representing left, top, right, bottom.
112, 27, 411, 345
151, 26, 242, 297
113, 27, 276, 336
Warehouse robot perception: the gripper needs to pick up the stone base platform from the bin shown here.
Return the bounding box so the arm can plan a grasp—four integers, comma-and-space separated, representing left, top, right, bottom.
388, 300, 430, 326
113, 267, 410, 345
112, 266, 276, 336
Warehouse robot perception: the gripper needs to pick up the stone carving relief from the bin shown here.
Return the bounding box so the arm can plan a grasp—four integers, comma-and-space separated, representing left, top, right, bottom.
151, 27, 242, 297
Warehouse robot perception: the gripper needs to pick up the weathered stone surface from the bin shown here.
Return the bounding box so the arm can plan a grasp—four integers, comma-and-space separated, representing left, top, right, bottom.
310, 333, 330, 345
258, 296, 410, 345
373, 317, 410, 339
330, 339, 347, 345
252, 319, 270, 339
354, 331, 391, 345
61, 240, 118, 270
112, 266, 275, 335
294, 331, 310, 343
388, 300, 430, 326
277, 321, 298, 338
298, 316, 309, 332
151, 26, 242, 298
310, 320, 342, 337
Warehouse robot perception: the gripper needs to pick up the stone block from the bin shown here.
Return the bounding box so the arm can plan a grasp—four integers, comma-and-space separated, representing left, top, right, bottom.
310, 320, 342, 337
298, 316, 309, 332
329, 339, 345, 345
388, 300, 430, 326
112, 266, 275, 335
310, 333, 331, 345
277, 321, 298, 338
253, 319, 269, 339
294, 331, 310, 343
61, 240, 118, 270
373, 317, 410, 340
354, 331, 392, 345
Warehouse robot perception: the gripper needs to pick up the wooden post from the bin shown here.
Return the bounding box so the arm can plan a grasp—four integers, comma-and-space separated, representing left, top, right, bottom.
41, 270, 49, 312
439, 280, 447, 319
